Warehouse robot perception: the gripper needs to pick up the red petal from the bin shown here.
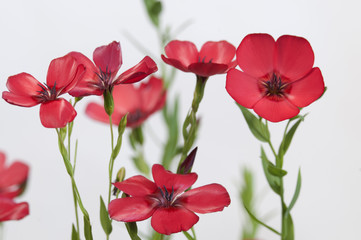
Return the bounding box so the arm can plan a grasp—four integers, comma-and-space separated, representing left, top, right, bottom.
151, 207, 199, 235
0, 153, 5, 172
199, 41, 235, 65
152, 164, 197, 195
93, 41, 122, 75
226, 68, 263, 108
139, 76, 165, 113
0, 161, 29, 189
236, 33, 275, 78
179, 184, 230, 214
287, 67, 324, 107
68, 52, 103, 97
0, 198, 29, 221
275, 35, 315, 80
113, 175, 158, 197
112, 84, 140, 113
46, 54, 84, 94
162, 40, 198, 71
85, 102, 110, 125
108, 197, 155, 222
253, 97, 300, 122
188, 62, 229, 77
39, 99, 77, 128
114, 56, 158, 84
3, 73, 43, 107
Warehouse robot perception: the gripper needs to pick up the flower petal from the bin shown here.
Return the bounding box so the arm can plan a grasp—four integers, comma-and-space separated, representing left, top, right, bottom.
226, 68, 263, 108
236, 33, 275, 78
39, 99, 77, 128
275, 35, 315, 80
162, 40, 198, 72
93, 41, 122, 75
179, 184, 230, 214
46, 54, 84, 94
151, 207, 199, 235
108, 197, 155, 222
188, 62, 229, 77
152, 164, 197, 194
253, 97, 300, 122
0, 161, 29, 190
68, 51, 102, 97
113, 175, 158, 197
0, 153, 5, 172
2, 92, 40, 107
0, 198, 29, 221
287, 67, 324, 107
114, 56, 158, 84
139, 76, 165, 113
85, 102, 113, 124
199, 41, 235, 65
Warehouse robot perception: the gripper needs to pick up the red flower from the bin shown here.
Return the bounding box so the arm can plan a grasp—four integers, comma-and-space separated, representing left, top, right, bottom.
108, 164, 230, 235
68, 41, 158, 97
2, 54, 85, 128
226, 34, 325, 122
0, 197, 29, 221
85, 76, 166, 128
0, 152, 29, 199
161, 40, 236, 77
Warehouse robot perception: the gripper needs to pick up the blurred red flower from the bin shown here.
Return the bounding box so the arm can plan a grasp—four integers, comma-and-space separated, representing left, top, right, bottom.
108, 164, 230, 235
226, 34, 325, 122
2, 54, 85, 128
161, 40, 236, 77
86, 76, 166, 128
0, 197, 29, 222
68, 41, 158, 97
0, 152, 29, 199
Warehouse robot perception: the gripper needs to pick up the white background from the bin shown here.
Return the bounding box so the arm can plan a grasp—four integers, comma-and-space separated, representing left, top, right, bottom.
0, 0, 360, 239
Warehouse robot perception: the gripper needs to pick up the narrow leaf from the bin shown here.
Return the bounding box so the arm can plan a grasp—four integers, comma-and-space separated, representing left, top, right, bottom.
279, 119, 302, 156
182, 231, 194, 240
267, 164, 288, 177
71, 224, 79, 240
125, 222, 142, 240
282, 213, 294, 240
99, 196, 112, 235
286, 169, 302, 213
260, 147, 282, 195
83, 216, 93, 240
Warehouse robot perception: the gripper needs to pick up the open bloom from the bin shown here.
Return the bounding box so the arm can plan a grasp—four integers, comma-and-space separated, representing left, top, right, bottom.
0, 152, 29, 199
0, 197, 29, 222
2, 54, 85, 128
226, 34, 325, 122
68, 41, 158, 97
109, 164, 230, 235
86, 76, 166, 128
161, 40, 236, 77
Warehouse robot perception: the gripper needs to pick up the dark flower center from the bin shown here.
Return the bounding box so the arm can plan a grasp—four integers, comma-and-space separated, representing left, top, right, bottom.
36, 82, 59, 102
127, 109, 145, 125
198, 56, 213, 63
95, 66, 114, 91
261, 73, 288, 97
158, 186, 176, 207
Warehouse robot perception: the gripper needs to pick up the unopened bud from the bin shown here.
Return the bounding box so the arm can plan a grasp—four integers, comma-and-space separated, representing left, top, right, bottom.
179, 147, 197, 174
103, 89, 114, 116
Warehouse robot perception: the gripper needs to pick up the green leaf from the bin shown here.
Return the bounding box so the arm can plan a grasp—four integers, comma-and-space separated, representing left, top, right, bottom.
267, 164, 288, 177
260, 147, 282, 195
237, 104, 270, 142
143, 0, 162, 27
71, 224, 79, 240
182, 231, 194, 240
125, 222, 142, 240
99, 196, 112, 235
279, 118, 303, 157
282, 213, 294, 240
286, 169, 302, 214
83, 216, 93, 240
132, 154, 150, 175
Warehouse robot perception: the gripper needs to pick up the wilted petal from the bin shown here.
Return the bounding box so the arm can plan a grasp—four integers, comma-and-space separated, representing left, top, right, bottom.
114, 56, 157, 84
253, 97, 300, 122
113, 175, 158, 197
162, 40, 198, 72
108, 197, 155, 222
39, 99, 77, 128
152, 164, 197, 195
93, 41, 122, 75
0, 198, 29, 221
198, 41, 235, 65
151, 207, 199, 235
179, 184, 230, 214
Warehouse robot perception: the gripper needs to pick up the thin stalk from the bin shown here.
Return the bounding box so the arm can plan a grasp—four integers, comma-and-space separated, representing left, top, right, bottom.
108, 115, 115, 205
0, 223, 3, 240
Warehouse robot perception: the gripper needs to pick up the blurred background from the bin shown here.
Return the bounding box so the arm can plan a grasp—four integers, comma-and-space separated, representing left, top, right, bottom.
0, 0, 360, 239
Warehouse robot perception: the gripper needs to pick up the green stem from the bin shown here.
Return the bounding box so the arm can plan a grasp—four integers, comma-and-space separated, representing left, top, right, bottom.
0, 223, 3, 240
108, 115, 115, 205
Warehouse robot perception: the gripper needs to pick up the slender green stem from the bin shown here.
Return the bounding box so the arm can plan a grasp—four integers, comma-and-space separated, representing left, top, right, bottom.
0, 223, 3, 240
108, 116, 115, 205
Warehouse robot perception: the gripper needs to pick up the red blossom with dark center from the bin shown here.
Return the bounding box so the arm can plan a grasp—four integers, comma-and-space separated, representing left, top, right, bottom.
68, 41, 158, 97
108, 164, 230, 235
85, 76, 166, 128
226, 33, 325, 122
2, 54, 85, 128
0, 197, 29, 222
0, 152, 29, 199
161, 40, 236, 77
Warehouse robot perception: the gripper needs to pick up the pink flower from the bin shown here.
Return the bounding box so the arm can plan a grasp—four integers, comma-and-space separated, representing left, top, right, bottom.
161, 40, 236, 77
0, 197, 29, 222
2, 54, 85, 128
109, 164, 230, 235
0, 152, 29, 199
68, 41, 158, 97
226, 34, 325, 122
85, 76, 166, 128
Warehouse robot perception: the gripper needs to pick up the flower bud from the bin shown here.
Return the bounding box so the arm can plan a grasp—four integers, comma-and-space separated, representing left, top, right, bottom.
103, 89, 114, 116
178, 147, 197, 174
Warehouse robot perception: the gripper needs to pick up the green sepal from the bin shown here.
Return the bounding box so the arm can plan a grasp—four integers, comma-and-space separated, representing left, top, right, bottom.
237, 104, 270, 142
99, 196, 112, 235
125, 222, 142, 240
268, 164, 288, 177
104, 90, 114, 116
83, 215, 93, 240
111, 115, 127, 160
71, 224, 79, 240
260, 147, 281, 195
